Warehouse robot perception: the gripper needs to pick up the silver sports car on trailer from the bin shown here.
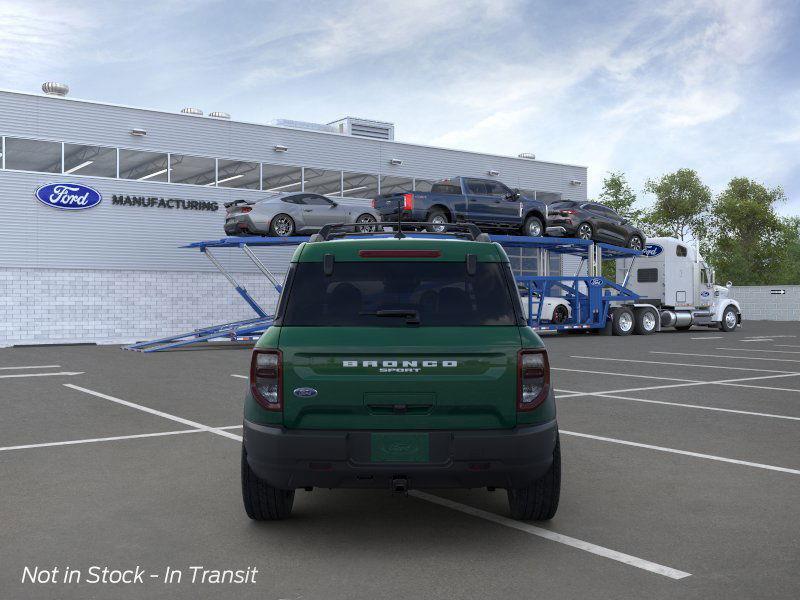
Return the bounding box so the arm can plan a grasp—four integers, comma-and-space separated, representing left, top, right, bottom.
224, 192, 380, 237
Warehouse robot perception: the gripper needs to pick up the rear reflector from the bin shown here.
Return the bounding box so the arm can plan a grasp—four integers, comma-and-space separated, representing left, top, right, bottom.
358, 250, 441, 258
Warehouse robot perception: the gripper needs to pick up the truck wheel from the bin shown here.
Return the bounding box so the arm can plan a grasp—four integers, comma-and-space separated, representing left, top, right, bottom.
241, 446, 294, 520
633, 308, 657, 335
507, 435, 560, 521
719, 306, 739, 332
611, 307, 634, 336
426, 208, 449, 233
523, 215, 544, 237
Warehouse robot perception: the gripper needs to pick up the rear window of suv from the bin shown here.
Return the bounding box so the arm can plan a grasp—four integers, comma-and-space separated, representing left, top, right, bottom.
279, 261, 519, 327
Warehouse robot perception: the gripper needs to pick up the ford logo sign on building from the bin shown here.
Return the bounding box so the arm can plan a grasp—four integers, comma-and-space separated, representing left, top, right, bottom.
35, 183, 102, 210
642, 244, 664, 257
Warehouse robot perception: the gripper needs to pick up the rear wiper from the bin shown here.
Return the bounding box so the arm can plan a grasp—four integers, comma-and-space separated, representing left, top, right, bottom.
360, 309, 420, 325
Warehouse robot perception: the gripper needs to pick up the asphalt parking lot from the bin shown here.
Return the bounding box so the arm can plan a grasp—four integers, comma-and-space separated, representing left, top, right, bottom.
1, 321, 799, 599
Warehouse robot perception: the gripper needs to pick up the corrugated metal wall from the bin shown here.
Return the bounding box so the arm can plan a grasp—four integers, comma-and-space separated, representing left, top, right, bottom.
0, 89, 587, 273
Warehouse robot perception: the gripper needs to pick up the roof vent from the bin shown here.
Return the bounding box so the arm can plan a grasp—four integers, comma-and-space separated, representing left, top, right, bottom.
180, 107, 203, 116
328, 117, 395, 141
209, 111, 230, 119
518, 152, 536, 160
269, 119, 337, 134
42, 82, 69, 96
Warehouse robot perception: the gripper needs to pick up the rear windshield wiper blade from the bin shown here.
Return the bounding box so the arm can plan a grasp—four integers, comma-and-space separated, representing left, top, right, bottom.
359, 309, 420, 325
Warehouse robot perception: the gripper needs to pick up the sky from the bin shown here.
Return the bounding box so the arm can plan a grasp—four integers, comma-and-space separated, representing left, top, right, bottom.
1, 0, 799, 214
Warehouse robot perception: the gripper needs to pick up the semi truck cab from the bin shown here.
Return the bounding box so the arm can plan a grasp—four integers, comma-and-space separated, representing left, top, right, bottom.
616, 237, 741, 332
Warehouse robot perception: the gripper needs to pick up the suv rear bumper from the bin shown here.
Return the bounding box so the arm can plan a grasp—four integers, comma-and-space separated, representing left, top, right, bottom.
243, 418, 558, 490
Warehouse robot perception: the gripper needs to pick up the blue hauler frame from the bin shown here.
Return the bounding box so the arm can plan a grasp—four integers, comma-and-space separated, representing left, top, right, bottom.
125, 234, 640, 352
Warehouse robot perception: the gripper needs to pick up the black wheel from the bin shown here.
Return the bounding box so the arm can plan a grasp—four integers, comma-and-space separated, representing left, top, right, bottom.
507, 435, 560, 521
627, 235, 644, 251
355, 213, 377, 233
552, 304, 569, 324
426, 208, 449, 233
719, 306, 738, 332
633, 308, 657, 335
576, 222, 593, 240
241, 446, 295, 520
269, 214, 295, 237
611, 307, 634, 336
523, 215, 544, 237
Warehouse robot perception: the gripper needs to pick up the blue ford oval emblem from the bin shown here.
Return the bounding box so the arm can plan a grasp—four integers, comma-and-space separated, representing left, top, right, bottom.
293, 387, 318, 398
642, 244, 663, 257
588, 278, 603, 286
35, 183, 102, 210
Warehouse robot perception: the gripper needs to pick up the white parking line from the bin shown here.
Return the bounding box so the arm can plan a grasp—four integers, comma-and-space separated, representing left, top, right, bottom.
0, 365, 61, 370
0, 425, 244, 453
570, 355, 796, 374
556, 390, 800, 421
690, 336, 723, 340
410, 491, 691, 580
560, 430, 800, 475
777, 345, 800, 349
715, 347, 800, 355
740, 339, 773, 343
231, 374, 247, 379
651, 351, 800, 364
64, 384, 243, 442
553, 367, 701, 383
0, 371, 84, 379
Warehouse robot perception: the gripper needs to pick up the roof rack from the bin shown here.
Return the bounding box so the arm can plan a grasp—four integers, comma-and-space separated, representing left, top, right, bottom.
314, 222, 488, 242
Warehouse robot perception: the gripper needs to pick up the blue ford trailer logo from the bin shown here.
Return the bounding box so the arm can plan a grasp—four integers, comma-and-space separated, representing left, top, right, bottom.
642, 244, 663, 257
35, 183, 102, 210
293, 387, 318, 398
588, 278, 603, 286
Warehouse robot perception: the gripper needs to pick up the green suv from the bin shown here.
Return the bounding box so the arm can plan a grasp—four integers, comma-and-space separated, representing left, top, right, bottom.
241, 224, 560, 521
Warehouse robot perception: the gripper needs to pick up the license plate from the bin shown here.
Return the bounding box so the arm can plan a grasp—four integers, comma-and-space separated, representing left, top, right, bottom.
370, 433, 429, 463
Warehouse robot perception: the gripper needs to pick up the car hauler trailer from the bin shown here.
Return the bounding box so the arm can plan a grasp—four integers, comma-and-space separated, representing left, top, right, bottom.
126, 228, 741, 352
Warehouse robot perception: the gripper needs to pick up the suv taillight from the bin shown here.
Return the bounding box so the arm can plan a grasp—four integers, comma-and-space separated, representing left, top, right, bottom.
240, 207, 252, 213
560, 209, 576, 215
250, 349, 282, 410
402, 193, 414, 211
518, 349, 549, 411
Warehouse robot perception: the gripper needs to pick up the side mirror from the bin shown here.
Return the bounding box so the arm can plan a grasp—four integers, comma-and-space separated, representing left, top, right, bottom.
329, 201, 338, 208
726, 281, 732, 288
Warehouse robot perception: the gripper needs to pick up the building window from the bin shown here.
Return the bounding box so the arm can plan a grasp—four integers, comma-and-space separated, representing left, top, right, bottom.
304, 168, 342, 196
119, 149, 169, 182
414, 178, 436, 192
262, 163, 302, 193
379, 175, 413, 195
341, 172, 378, 198
63, 144, 117, 177
169, 154, 216, 186
217, 159, 260, 189
4, 138, 61, 173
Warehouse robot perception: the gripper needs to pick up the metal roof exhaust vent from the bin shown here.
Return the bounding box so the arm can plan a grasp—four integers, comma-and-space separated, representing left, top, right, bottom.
518, 152, 536, 160
209, 111, 230, 119
42, 82, 69, 96
269, 119, 337, 134
180, 107, 203, 116
328, 117, 395, 141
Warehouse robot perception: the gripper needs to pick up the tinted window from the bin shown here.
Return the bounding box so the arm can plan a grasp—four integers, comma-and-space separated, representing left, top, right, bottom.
638, 268, 658, 283
5, 138, 61, 173
485, 181, 511, 197
430, 182, 462, 194
282, 261, 518, 327
170, 154, 215, 186
217, 159, 259, 189
281, 195, 304, 204
549, 201, 577, 210
341, 172, 379, 198
303, 194, 334, 206
465, 179, 489, 195
64, 144, 117, 177
263, 163, 302, 193
119, 149, 168, 182
677, 245, 688, 257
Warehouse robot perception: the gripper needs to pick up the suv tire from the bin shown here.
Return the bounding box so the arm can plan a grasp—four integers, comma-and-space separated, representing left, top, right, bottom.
507, 435, 560, 521
523, 215, 544, 237
241, 446, 295, 520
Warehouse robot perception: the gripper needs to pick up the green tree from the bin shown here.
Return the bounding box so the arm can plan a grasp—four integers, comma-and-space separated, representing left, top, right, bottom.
642, 169, 711, 241
705, 177, 794, 285
598, 171, 643, 227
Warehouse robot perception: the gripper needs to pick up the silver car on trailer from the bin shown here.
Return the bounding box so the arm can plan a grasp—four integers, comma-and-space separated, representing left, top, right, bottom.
224, 192, 380, 237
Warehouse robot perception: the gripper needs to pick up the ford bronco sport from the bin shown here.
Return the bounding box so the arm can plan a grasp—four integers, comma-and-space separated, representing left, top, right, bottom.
241, 223, 560, 521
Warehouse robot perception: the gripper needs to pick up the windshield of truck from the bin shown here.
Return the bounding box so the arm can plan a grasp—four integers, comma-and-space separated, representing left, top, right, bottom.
281, 261, 518, 326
